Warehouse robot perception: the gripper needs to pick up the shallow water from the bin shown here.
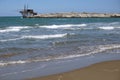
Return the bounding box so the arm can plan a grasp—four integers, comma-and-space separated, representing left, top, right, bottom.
0, 17, 120, 79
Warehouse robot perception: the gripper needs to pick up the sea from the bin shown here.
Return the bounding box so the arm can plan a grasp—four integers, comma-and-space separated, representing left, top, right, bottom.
0, 17, 120, 80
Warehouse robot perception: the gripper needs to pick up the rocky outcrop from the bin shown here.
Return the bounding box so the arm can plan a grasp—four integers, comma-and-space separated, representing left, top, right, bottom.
26, 12, 120, 18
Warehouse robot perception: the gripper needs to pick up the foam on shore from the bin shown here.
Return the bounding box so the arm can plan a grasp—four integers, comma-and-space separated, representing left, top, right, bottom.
0, 44, 120, 67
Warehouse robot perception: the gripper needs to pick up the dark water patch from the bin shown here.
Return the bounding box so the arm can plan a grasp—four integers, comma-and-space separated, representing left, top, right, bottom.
0, 53, 18, 58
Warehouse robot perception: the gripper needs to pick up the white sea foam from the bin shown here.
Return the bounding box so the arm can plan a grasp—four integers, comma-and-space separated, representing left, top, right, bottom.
99, 26, 115, 30
39, 24, 87, 29
0, 26, 29, 33
52, 44, 120, 60
0, 33, 68, 42
0, 38, 23, 42
22, 33, 67, 39
0, 44, 120, 67
8, 26, 29, 29
0, 60, 28, 67
0, 28, 20, 33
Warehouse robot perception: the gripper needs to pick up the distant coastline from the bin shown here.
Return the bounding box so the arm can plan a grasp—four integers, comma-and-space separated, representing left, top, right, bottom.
19, 6, 120, 18
27, 12, 120, 18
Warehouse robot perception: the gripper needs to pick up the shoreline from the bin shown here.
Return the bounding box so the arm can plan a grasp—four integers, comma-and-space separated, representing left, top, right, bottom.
29, 60, 120, 80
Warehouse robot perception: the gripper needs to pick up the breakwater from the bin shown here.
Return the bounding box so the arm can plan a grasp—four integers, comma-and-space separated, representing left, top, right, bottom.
27, 12, 120, 18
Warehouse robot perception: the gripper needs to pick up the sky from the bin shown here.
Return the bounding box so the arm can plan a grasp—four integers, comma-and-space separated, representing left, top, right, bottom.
0, 0, 120, 16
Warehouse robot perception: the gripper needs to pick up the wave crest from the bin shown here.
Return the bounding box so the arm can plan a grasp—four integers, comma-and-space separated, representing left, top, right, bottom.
99, 26, 114, 30
0, 44, 120, 67
39, 24, 87, 29
98, 26, 120, 30
22, 33, 67, 39
0, 26, 29, 33
0, 33, 69, 42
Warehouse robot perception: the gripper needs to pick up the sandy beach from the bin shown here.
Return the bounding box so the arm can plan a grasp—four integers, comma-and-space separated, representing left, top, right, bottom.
29, 60, 120, 80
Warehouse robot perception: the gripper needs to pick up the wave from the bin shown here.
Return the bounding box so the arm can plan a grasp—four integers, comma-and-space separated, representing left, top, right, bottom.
0, 44, 120, 67
0, 33, 68, 42
0, 60, 28, 67
39, 24, 120, 30
0, 26, 29, 33
99, 26, 115, 30
0, 38, 23, 42
22, 33, 67, 39
65, 26, 120, 30
98, 26, 120, 30
39, 24, 87, 29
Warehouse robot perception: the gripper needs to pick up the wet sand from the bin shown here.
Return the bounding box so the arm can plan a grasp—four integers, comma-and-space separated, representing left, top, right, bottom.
29, 60, 120, 80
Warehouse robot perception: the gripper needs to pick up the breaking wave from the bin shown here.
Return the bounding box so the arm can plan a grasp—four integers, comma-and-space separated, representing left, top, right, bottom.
0, 38, 23, 42
38, 24, 120, 30
99, 26, 115, 30
0, 44, 120, 67
0, 33, 68, 42
98, 26, 120, 30
39, 24, 87, 29
0, 26, 29, 33
22, 33, 67, 39
0, 25, 119, 34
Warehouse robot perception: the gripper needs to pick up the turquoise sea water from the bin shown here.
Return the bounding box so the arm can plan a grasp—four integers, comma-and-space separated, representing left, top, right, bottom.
0, 17, 120, 79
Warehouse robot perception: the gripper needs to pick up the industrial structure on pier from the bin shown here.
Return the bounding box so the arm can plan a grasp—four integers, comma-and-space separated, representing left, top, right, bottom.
19, 5, 37, 18
19, 5, 120, 18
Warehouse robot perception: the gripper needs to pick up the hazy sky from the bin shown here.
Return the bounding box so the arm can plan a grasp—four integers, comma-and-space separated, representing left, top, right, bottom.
0, 0, 120, 16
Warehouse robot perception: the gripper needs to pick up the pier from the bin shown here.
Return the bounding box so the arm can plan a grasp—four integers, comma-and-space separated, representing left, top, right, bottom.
20, 6, 120, 18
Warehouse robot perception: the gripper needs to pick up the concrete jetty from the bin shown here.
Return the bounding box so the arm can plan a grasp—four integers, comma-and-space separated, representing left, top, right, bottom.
19, 6, 120, 18
25, 12, 120, 18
